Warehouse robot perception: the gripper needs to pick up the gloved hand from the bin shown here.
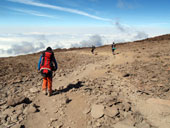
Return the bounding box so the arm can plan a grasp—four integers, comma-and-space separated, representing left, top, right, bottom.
52, 66, 57, 71
53, 68, 57, 71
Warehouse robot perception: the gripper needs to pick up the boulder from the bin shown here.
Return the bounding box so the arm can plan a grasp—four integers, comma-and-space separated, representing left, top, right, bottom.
7, 95, 31, 107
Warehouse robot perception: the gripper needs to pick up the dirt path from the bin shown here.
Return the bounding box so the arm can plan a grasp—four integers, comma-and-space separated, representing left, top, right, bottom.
22, 50, 144, 128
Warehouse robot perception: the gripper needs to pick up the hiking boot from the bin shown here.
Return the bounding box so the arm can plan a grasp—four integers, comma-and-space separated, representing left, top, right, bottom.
42, 90, 47, 95
48, 92, 52, 97
48, 91, 52, 97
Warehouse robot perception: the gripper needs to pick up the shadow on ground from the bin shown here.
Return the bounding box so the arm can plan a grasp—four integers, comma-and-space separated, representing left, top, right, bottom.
52, 81, 84, 95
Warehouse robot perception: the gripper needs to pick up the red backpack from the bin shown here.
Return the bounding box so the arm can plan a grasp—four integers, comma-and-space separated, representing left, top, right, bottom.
40, 51, 53, 73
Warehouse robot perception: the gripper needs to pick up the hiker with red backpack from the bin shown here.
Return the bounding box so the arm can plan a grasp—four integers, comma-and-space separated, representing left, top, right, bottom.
38, 47, 58, 96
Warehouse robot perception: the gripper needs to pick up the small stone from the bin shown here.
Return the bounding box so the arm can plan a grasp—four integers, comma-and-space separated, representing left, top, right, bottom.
113, 122, 136, 128
91, 104, 104, 119
65, 98, 71, 104
123, 102, 131, 112
11, 124, 20, 128
136, 122, 150, 128
15, 110, 23, 115
18, 115, 24, 121
50, 118, 58, 122
11, 114, 18, 122
88, 121, 92, 125
71, 121, 75, 124
0, 100, 7, 106
123, 112, 128, 117
95, 122, 101, 127
123, 73, 131, 77
83, 108, 91, 114
151, 78, 158, 82
1, 114, 8, 124
29, 87, 39, 93
27, 104, 38, 113
61, 97, 71, 105
104, 105, 118, 117
2, 108, 14, 115
23, 107, 28, 114
56, 124, 63, 128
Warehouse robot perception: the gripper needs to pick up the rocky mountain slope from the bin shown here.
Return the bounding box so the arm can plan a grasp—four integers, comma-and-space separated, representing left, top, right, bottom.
0, 34, 170, 128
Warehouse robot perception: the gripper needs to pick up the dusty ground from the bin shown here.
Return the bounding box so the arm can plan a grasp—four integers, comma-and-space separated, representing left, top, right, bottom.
0, 34, 170, 128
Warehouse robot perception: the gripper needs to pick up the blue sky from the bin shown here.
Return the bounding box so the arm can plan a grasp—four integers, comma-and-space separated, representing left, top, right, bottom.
0, 0, 170, 57
1, 0, 170, 27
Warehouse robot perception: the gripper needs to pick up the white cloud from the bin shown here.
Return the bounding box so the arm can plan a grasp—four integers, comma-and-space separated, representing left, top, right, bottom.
9, 8, 60, 19
134, 31, 148, 40
115, 21, 149, 40
0, 37, 18, 42
71, 34, 103, 47
6, 42, 45, 55
8, 0, 112, 22
0, 49, 5, 54
115, 21, 128, 32
0, 24, 169, 57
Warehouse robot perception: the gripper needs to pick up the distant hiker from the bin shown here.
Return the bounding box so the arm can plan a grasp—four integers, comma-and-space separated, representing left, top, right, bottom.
111, 42, 116, 55
91, 45, 95, 54
38, 47, 58, 96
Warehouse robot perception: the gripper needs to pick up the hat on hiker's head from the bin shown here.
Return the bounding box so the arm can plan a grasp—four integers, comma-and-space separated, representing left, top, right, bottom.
46, 47, 52, 51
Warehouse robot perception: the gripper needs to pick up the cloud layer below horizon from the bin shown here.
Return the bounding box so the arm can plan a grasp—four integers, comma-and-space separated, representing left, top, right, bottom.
0, 22, 152, 57
1, 21, 170, 57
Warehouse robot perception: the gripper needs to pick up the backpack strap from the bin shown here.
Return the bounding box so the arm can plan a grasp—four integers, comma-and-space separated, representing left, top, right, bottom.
41, 52, 45, 66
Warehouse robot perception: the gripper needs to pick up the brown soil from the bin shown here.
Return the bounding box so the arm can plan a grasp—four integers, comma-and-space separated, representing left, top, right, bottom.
0, 34, 170, 128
